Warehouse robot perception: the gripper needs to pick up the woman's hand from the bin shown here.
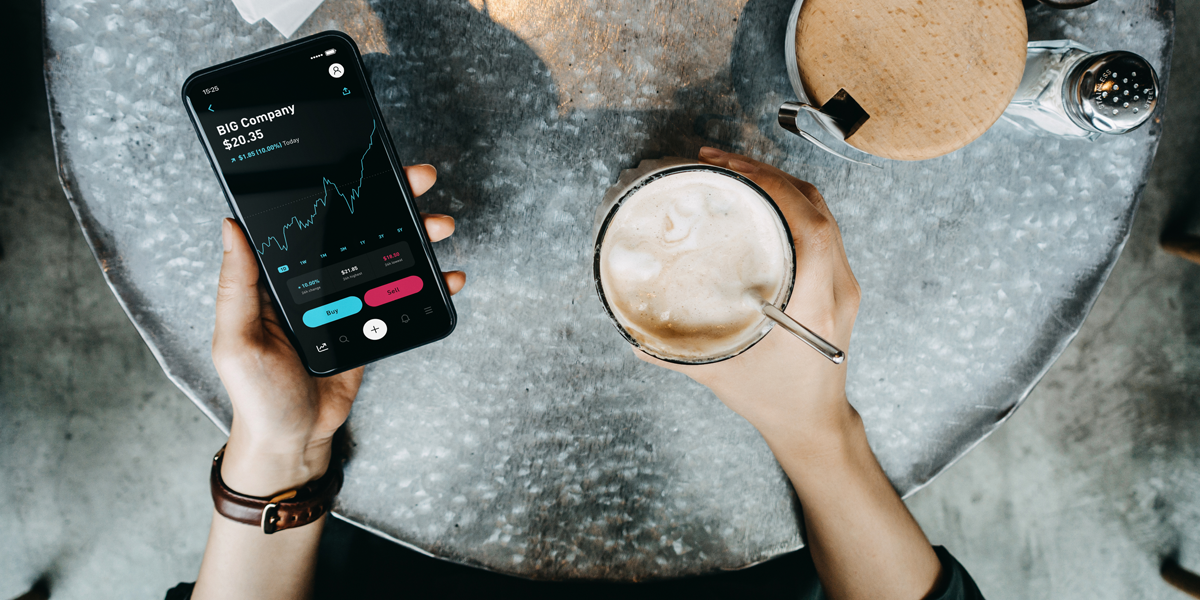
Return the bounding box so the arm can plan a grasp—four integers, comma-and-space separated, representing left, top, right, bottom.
212, 164, 465, 497
637, 151, 946, 600
195, 166, 464, 600
636, 148, 861, 453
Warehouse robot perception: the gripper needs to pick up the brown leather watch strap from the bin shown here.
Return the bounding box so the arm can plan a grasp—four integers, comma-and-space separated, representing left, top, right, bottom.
210, 446, 342, 534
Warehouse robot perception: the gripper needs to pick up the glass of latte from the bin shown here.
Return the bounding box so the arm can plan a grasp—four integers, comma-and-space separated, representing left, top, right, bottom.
593, 159, 797, 364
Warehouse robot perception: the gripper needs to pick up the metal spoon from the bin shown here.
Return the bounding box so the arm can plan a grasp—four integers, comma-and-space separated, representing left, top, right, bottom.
761, 303, 845, 364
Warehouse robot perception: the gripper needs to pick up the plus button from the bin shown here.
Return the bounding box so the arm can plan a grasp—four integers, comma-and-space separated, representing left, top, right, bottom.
362, 319, 388, 340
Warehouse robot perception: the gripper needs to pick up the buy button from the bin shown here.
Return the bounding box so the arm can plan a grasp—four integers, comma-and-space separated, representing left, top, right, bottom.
364, 275, 423, 307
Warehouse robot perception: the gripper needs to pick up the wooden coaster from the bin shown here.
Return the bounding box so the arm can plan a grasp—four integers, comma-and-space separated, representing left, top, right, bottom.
795, 0, 1027, 161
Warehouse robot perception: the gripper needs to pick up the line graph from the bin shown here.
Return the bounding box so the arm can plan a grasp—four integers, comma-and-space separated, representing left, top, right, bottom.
256, 120, 378, 254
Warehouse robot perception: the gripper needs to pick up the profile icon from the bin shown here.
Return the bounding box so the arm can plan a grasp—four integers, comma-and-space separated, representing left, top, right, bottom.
328, 63, 344, 78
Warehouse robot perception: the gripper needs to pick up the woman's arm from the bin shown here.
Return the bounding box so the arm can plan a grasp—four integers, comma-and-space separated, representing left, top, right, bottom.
191, 165, 464, 600
766, 402, 944, 600
640, 148, 943, 600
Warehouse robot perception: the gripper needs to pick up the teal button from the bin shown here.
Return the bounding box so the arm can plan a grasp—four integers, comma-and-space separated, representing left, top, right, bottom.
302, 296, 362, 328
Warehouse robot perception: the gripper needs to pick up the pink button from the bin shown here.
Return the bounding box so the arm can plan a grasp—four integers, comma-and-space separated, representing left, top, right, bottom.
364, 275, 423, 307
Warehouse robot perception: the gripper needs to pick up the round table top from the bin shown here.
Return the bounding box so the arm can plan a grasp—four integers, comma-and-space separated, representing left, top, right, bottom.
43, 0, 1173, 580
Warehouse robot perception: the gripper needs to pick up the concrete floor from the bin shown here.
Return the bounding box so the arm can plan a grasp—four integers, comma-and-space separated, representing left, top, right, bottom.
3, 0, 1200, 598
905, 1, 1200, 596
0, 4, 222, 598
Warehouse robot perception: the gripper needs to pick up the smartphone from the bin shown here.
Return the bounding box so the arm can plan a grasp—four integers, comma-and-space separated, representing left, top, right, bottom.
182, 31, 456, 376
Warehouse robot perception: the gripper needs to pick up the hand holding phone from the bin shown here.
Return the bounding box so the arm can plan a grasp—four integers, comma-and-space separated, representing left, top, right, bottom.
213, 164, 465, 496
183, 32, 458, 376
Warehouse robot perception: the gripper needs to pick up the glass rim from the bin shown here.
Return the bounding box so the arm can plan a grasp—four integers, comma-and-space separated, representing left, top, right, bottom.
592, 163, 797, 365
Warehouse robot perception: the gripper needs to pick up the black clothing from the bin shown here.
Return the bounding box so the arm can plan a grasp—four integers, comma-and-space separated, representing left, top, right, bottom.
930, 546, 987, 600
166, 545, 983, 599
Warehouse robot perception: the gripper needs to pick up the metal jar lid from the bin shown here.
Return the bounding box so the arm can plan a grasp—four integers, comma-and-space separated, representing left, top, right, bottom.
1063, 51, 1159, 134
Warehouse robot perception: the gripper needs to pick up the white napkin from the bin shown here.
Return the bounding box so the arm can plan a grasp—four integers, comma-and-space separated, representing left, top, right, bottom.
230, 0, 326, 38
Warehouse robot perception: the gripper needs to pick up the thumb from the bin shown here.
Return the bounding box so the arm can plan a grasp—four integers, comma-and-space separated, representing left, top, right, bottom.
214, 218, 262, 349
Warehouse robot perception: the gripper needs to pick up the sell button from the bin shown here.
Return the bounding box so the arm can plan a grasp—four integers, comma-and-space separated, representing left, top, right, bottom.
364, 275, 423, 307
302, 296, 363, 328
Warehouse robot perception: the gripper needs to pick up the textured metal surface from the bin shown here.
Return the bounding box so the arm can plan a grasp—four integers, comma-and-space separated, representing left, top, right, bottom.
42, 0, 1173, 580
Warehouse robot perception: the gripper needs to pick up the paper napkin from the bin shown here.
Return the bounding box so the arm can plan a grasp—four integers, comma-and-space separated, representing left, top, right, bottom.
230, 0, 326, 38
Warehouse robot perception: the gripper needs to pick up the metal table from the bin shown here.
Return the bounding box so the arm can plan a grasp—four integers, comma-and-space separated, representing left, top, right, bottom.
43, 0, 1173, 580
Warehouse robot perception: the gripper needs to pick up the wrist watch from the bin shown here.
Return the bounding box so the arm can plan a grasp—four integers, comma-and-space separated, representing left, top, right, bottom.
209, 445, 343, 534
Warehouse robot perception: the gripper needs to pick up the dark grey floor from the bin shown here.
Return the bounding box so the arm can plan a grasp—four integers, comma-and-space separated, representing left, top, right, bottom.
905, 3, 1200, 597
0, 3, 222, 597
2, 1, 1199, 599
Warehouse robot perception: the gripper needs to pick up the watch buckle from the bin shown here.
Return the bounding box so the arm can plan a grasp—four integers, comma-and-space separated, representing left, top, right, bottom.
260, 490, 297, 534
261, 503, 280, 534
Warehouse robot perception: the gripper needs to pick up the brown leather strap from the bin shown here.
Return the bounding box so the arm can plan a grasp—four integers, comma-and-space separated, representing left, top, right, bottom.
210, 446, 342, 534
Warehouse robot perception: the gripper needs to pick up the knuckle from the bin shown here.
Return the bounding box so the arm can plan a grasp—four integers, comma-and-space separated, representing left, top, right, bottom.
795, 179, 821, 200
846, 287, 862, 310
216, 277, 242, 302
754, 175, 786, 199
837, 287, 862, 323
806, 217, 835, 251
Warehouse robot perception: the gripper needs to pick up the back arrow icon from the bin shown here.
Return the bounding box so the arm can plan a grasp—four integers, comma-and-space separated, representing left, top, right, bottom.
208, 105, 214, 112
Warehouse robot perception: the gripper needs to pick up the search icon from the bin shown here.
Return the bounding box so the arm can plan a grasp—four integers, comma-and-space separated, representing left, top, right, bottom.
338, 335, 350, 343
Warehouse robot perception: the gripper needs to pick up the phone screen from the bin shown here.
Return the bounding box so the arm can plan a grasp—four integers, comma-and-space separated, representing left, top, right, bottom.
182, 32, 455, 375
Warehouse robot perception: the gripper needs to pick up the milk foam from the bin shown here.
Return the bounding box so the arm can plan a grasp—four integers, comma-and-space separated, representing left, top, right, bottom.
599, 170, 792, 361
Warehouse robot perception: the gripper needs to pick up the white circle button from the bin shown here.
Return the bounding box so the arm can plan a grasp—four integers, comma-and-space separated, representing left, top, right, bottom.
328, 63, 344, 78
362, 319, 387, 340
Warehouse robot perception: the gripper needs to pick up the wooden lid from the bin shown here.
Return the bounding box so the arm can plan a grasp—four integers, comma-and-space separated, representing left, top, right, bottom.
795, 0, 1027, 161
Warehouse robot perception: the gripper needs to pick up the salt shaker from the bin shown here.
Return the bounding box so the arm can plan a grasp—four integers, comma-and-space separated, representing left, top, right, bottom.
1001, 40, 1159, 140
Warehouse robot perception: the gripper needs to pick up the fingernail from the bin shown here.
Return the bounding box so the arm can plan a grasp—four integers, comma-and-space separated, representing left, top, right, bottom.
727, 158, 757, 173
699, 147, 724, 159
221, 219, 233, 253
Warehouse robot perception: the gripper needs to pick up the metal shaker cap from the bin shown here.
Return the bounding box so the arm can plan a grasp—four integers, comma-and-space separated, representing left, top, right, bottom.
1064, 51, 1159, 134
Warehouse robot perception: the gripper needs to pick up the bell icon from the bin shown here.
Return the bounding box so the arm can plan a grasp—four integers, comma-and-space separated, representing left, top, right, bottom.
401, 314, 410, 323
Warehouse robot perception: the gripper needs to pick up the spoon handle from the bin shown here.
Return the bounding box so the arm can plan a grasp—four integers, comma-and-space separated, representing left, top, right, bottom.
762, 303, 846, 365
